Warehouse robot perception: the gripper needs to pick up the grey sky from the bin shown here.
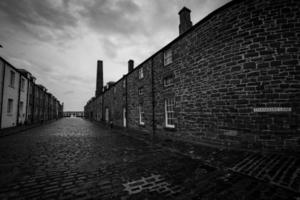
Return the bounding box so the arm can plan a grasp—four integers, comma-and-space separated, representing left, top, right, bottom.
0, 0, 230, 111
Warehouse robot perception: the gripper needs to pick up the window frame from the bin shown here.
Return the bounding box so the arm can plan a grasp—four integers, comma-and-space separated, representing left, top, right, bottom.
9, 70, 15, 88
7, 98, 13, 114
138, 68, 144, 79
21, 77, 25, 92
165, 98, 175, 128
163, 76, 174, 87
138, 87, 143, 96
123, 79, 126, 88
164, 49, 172, 66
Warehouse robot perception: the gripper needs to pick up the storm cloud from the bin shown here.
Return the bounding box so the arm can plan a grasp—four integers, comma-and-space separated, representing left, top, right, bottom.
0, 0, 230, 110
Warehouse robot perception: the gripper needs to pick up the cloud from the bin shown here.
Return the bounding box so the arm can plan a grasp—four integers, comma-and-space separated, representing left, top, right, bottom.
0, 0, 78, 42
78, 0, 143, 36
0, 0, 231, 110
64, 90, 74, 95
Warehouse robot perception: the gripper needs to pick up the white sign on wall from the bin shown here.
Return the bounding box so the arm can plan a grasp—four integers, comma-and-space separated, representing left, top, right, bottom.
253, 107, 292, 112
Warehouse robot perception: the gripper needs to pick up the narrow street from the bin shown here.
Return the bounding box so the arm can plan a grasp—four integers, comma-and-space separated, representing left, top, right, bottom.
0, 118, 298, 199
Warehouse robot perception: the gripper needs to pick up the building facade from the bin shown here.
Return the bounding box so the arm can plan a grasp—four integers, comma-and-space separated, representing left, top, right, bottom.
85, 0, 300, 150
0, 57, 63, 130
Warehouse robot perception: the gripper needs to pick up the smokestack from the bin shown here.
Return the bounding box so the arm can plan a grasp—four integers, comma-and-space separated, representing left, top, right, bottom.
95, 60, 103, 97
128, 59, 134, 73
179, 7, 192, 35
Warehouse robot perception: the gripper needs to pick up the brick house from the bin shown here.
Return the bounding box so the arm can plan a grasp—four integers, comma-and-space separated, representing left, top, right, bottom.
85, 0, 300, 150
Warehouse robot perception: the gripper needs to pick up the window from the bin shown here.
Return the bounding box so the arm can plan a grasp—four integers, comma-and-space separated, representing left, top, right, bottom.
165, 98, 175, 128
164, 49, 172, 66
114, 87, 116, 94
10, 71, 15, 88
139, 104, 145, 125
164, 76, 174, 87
7, 99, 13, 114
138, 87, 143, 95
21, 78, 25, 92
123, 80, 126, 88
138, 68, 144, 79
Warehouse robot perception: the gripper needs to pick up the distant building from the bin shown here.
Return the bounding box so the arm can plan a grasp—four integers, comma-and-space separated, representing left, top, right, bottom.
0, 57, 63, 130
63, 111, 84, 118
85, 0, 300, 150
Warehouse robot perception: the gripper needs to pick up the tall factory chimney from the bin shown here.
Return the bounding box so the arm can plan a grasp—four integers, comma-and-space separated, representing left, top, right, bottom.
95, 60, 103, 97
179, 7, 193, 35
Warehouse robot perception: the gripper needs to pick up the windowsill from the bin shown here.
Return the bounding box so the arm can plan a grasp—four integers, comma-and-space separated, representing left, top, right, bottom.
7, 113, 13, 116
164, 84, 174, 88
163, 62, 172, 67
8, 85, 15, 89
164, 126, 176, 131
139, 123, 145, 127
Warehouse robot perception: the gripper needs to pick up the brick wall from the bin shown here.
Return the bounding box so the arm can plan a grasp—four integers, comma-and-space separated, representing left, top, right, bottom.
85, 0, 300, 151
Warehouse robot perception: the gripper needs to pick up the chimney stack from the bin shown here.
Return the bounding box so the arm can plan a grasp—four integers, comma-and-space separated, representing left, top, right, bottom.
179, 7, 192, 35
95, 60, 103, 97
128, 59, 134, 73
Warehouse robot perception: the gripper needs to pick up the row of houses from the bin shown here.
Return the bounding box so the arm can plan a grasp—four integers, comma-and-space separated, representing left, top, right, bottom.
0, 56, 63, 129
85, 0, 299, 150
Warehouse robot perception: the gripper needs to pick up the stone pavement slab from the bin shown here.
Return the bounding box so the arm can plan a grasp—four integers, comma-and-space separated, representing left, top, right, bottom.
0, 118, 298, 199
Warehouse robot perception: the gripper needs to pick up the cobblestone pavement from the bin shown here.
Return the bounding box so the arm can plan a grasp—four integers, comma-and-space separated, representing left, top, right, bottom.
0, 118, 299, 200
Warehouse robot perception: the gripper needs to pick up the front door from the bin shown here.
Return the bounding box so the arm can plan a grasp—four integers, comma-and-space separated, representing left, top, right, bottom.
105, 108, 109, 122
123, 108, 126, 127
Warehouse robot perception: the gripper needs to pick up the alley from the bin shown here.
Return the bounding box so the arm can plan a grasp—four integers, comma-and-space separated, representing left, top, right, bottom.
0, 118, 298, 200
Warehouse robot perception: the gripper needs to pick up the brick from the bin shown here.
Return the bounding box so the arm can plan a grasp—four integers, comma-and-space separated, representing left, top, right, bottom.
243, 62, 257, 70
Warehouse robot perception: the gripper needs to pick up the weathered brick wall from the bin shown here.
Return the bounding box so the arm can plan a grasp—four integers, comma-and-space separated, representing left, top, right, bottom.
154, 0, 300, 149
111, 79, 126, 127
127, 60, 153, 133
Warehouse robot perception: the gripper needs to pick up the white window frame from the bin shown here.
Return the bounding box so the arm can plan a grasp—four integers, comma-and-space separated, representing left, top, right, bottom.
165, 98, 175, 128
7, 99, 13, 114
139, 104, 145, 125
138, 68, 144, 79
164, 49, 172, 66
10, 71, 15, 88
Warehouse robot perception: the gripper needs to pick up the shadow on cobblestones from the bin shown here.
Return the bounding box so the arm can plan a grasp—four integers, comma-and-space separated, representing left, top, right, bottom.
0, 118, 299, 199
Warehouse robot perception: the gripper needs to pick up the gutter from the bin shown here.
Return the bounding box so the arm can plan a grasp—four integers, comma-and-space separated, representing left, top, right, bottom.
151, 58, 155, 137
0, 63, 6, 128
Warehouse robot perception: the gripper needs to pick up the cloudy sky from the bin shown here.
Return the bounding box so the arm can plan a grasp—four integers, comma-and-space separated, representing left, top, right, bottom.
0, 0, 230, 111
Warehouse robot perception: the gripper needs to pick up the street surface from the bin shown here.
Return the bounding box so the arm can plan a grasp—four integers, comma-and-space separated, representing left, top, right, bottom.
0, 118, 298, 199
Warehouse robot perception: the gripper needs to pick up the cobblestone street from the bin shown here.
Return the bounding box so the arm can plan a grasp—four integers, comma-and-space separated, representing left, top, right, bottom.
0, 118, 299, 200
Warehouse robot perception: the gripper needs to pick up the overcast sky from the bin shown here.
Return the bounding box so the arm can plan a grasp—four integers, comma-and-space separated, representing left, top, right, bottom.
0, 0, 230, 111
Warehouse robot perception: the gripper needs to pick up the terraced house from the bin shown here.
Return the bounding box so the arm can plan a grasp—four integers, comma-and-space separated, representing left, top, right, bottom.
85, 0, 300, 150
0, 57, 63, 130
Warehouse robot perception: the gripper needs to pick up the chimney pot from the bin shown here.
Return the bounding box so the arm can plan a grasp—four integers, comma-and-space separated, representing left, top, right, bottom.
128, 59, 134, 73
179, 7, 192, 35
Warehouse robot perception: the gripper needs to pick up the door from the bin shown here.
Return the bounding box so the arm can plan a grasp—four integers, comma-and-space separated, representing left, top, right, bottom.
105, 108, 109, 122
123, 108, 126, 127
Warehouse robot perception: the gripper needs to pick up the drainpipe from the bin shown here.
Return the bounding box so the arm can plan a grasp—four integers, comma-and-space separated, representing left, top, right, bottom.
0, 61, 6, 128
151, 58, 155, 138
16, 74, 21, 126
126, 76, 128, 129
25, 77, 29, 124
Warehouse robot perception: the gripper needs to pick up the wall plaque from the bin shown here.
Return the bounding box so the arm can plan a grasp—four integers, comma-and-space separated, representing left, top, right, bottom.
253, 107, 291, 112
